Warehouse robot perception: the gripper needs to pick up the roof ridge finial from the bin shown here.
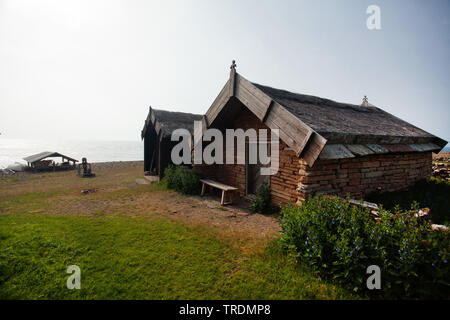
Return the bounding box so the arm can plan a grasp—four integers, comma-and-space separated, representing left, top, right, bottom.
230, 60, 236, 71
361, 95, 369, 106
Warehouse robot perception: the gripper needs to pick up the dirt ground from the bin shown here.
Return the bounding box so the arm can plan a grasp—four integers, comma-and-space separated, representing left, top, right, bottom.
0, 161, 281, 251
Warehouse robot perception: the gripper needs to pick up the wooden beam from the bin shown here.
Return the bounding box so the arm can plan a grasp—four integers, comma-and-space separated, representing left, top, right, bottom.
264, 101, 314, 155
202, 115, 208, 132
205, 79, 231, 126
150, 108, 156, 125
300, 133, 327, 167
154, 120, 161, 136
235, 74, 272, 120
261, 100, 274, 123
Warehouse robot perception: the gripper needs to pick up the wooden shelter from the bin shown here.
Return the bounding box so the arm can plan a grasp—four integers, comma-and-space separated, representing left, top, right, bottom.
193, 61, 447, 204
141, 108, 202, 178
23, 151, 78, 172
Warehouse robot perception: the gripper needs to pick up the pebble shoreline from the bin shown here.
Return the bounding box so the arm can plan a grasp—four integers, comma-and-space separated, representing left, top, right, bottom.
90, 161, 143, 170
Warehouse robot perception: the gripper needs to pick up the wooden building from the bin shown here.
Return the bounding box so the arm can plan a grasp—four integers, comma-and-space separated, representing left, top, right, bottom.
23, 151, 78, 172
141, 62, 447, 204
141, 107, 202, 178
193, 62, 447, 204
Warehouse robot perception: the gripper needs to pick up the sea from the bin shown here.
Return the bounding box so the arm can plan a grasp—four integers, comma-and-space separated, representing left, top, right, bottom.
0, 138, 143, 169
1, 138, 448, 169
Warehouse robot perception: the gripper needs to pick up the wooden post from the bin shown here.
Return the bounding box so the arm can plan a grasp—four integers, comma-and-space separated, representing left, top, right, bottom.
220, 190, 226, 205
201, 182, 206, 196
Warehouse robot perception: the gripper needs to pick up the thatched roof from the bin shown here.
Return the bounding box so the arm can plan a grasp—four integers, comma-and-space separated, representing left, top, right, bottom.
200, 62, 447, 166
252, 83, 444, 146
141, 107, 203, 139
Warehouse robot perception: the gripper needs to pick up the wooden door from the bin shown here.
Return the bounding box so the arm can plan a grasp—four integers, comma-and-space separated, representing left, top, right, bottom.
246, 141, 270, 195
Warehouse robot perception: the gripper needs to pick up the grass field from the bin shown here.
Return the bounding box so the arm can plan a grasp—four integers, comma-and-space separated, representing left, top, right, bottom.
0, 165, 355, 299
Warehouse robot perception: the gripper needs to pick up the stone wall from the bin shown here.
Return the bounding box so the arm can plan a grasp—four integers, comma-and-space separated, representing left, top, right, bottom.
297, 152, 432, 202
270, 142, 301, 205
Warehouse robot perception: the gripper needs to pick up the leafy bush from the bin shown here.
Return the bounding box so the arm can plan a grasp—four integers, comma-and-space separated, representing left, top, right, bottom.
163, 165, 200, 195
366, 178, 450, 225
279, 195, 449, 299
250, 182, 277, 214
163, 165, 179, 190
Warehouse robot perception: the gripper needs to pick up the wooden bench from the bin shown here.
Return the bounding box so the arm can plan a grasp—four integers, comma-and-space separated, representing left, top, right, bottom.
200, 178, 238, 205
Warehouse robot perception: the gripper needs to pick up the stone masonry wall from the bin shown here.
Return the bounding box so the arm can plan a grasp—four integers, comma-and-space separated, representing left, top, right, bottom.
297, 152, 432, 202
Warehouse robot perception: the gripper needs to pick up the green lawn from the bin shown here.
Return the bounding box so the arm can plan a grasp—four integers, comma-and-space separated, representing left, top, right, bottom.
0, 213, 355, 299
0, 166, 357, 299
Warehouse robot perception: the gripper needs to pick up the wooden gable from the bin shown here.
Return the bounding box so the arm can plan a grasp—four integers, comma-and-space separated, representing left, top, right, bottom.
201, 62, 327, 167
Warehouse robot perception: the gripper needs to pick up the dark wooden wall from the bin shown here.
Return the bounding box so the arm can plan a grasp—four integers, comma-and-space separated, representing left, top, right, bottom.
143, 126, 158, 174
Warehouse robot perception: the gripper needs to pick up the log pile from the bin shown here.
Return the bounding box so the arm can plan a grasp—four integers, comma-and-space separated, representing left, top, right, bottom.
347, 198, 448, 231
432, 152, 450, 180
433, 152, 450, 162
432, 162, 449, 180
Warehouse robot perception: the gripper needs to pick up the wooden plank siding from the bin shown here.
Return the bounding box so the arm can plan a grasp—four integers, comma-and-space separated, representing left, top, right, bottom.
318, 144, 355, 160
366, 144, 389, 154
345, 144, 375, 157
409, 143, 441, 152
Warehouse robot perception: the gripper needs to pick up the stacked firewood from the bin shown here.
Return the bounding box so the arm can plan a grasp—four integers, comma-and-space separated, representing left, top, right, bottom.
433, 152, 450, 162
432, 162, 449, 180
347, 199, 448, 231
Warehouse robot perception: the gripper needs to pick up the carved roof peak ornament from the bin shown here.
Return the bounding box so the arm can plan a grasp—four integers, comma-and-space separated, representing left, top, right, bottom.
230, 60, 236, 71
361, 95, 369, 106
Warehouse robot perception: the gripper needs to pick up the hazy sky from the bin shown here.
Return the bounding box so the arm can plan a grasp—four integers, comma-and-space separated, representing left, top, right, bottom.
0, 0, 449, 144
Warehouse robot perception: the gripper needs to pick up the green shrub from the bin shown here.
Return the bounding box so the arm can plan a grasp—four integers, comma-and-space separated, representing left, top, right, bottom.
250, 182, 277, 214
163, 165, 179, 190
163, 165, 200, 195
279, 195, 449, 299
366, 178, 450, 225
